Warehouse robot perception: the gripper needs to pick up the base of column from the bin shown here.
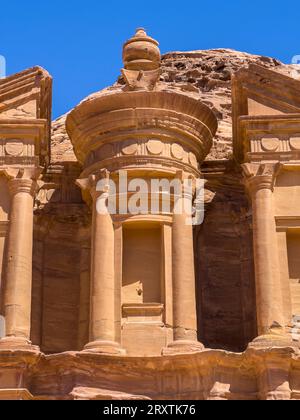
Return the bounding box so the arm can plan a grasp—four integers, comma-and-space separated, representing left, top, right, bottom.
0, 337, 40, 353
248, 332, 298, 351
162, 340, 205, 356
83, 340, 126, 356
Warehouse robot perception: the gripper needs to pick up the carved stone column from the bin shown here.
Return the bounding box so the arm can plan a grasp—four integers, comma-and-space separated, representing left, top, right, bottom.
0, 171, 40, 350
163, 174, 204, 355
77, 242, 90, 351
77, 172, 124, 355
242, 163, 292, 347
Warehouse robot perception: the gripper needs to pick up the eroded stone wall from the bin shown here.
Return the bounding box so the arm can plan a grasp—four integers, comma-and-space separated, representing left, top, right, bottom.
31, 163, 90, 353
196, 161, 256, 352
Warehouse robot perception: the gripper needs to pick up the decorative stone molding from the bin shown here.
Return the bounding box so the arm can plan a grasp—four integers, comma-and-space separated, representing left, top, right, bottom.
66, 91, 217, 173
290, 136, 300, 150
261, 137, 280, 152
85, 138, 201, 174
4, 140, 24, 157
0, 120, 49, 167
248, 134, 300, 154
122, 303, 164, 319
238, 115, 300, 163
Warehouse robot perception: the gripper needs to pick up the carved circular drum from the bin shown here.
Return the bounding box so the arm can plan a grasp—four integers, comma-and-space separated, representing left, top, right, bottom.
290, 137, 300, 150
261, 137, 279, 152
147, 139, 163, 155
122, 140, 138, 155
5, 140, 24, 157
171, 143, 184, 160
189, 152, 198, 167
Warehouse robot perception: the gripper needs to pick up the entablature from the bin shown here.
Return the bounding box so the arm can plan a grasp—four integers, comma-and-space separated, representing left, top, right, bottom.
239, 114, 300, 164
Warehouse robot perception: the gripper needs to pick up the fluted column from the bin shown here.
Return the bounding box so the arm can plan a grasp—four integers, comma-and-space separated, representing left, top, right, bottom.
0, 176, 38, 350
243, 163, 292, 347
77, 172, 124, 355
164, 174, 204, 354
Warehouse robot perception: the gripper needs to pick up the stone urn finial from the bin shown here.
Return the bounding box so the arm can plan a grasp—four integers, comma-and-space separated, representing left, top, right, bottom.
123, 28, 161, 72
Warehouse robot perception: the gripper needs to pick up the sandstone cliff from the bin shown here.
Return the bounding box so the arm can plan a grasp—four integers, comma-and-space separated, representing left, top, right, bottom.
51, 49, 298, 162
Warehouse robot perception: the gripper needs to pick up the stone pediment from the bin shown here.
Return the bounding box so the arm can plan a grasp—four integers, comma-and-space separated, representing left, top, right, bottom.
232, 64, 300, 162
0, 67, 52, 167
0, 66, 52, 121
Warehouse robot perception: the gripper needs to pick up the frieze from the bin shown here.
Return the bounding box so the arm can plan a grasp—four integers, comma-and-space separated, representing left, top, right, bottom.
85, 138, 201, 171
5, 140, 24, 157
0, 138, 37, 166
249, 134, 300, 159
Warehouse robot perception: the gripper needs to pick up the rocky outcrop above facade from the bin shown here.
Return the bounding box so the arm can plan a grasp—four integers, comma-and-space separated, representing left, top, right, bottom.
159, 49, 297, 159
51, 113, 76, 163
50, 49, 298, 162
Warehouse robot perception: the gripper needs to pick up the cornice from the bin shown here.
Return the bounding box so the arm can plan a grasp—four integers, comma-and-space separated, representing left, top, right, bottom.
66, 90, 218, 168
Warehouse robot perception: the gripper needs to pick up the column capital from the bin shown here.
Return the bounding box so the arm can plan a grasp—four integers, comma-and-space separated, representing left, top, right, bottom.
76, 169, 110, 201
6, 168, 43, 197
242, 162, 283, 193
173, 170, 199, 202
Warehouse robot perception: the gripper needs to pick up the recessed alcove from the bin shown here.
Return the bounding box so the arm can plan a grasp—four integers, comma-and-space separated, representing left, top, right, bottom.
122, 223, 163, 306
121, 222, 170, 355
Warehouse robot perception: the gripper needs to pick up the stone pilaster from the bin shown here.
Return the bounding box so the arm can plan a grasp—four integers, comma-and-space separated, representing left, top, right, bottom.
77, 171, 124, 355
242, 163, 293, 348
0, 170, 41, 351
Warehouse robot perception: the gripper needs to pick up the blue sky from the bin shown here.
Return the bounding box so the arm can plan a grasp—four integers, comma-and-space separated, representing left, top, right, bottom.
0, 0, 299, 119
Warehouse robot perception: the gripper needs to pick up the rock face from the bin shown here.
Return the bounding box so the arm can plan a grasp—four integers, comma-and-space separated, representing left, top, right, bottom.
51, 114, 76, 163
159, 49, 296, 159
